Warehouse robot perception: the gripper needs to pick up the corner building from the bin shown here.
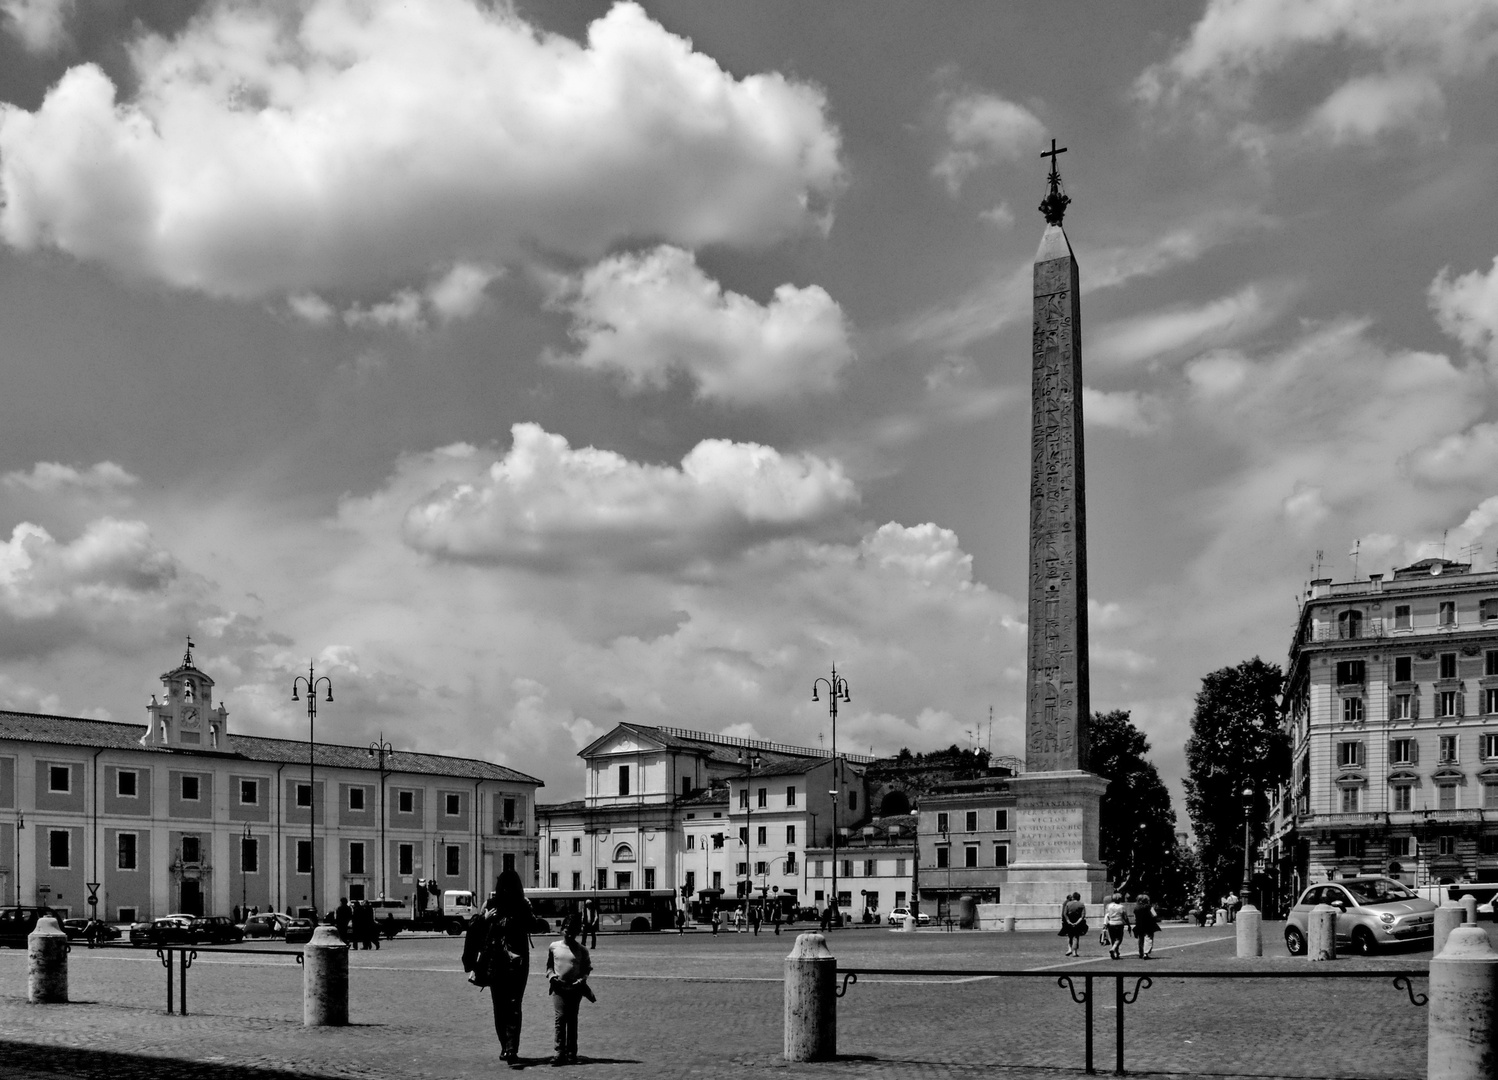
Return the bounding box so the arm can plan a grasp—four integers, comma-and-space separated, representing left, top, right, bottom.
1270, 558, 1498, 905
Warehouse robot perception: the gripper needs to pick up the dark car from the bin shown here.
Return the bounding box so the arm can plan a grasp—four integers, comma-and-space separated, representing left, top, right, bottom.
61, 918, 121, 942
241, 912, 291, 939
0, 906, 50, 948
190, 916, 244, 944
129, 914, 195, 947
283, 917, 316, 944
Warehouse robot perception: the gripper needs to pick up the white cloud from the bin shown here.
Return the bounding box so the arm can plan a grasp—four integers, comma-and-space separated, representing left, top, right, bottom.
386, 422, 860, 571
343, 289, 425, 333
2, 460, 139, 497
979, 202, 1015, 229
1430, 256, 1498, 363
1309, 72, 1447, 145
427, 262, 501, 323
287, 293, 337, 326
932, 91, 1047, 195
1089, 284, 1282, 368
1, 0, 71, 53
1082, 387, 1162, 435
545, 245, 854, 404
1407, 421, 1498, 484
0, 0, 843, 299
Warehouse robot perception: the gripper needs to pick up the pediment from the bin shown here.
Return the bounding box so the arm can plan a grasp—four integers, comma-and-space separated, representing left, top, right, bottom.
578, 723, 667, 760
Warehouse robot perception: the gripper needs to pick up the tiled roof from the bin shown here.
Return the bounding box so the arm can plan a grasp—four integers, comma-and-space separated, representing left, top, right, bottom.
677, 785, 729, 807
0, 710, 542, 786
537, 800, 586, 816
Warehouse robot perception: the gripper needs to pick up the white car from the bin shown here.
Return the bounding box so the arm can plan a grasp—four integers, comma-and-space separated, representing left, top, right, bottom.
887, 906, 930, 926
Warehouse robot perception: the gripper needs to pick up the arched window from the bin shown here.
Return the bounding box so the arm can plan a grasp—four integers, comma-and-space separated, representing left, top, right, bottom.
1338, 610, 1363, 640
612, 843, 635, 863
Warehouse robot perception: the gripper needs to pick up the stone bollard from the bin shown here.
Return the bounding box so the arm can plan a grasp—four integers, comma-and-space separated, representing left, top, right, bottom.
1429, 925, 1498, 1080
784, 931, 836, 1062
1002, 916, 1016, 933
901, 914, 916, 932
27, 916, 68, 1004
956, 896, 976, 930
1236, 902, 1262, 958
303, 924, 349, 1026
1307, 904, 1337, 961
1436, 902, 1469, 958
1463, 894, 1480, 926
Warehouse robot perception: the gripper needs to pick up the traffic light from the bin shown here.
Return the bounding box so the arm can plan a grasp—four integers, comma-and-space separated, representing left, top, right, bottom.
680, 884, 691, 900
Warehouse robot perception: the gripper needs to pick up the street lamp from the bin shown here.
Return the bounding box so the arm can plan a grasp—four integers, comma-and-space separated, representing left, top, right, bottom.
291, 661, 333, 918
13, 809, 22, 906
1241, 787, 1255, 910
241, 821, 251, 921
739, 751, 761, 928
367, 735, 394, 899
812, 664, 850, 925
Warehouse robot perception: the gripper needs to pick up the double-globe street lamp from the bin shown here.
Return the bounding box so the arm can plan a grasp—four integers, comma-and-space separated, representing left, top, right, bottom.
291, 662, 333, 918
739, 751, 761, 927
1241, 787, 1255, 912
367, 736, 395, 900
811, 664, 850, 924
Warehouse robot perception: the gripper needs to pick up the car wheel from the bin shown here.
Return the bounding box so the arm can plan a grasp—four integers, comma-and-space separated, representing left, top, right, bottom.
1351, 927, 1377, 956
1284, 926, 1306, 956
630, 917, 651, 933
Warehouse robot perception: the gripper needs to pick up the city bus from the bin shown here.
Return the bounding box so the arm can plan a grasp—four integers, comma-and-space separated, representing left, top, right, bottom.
527, 889, 677, 934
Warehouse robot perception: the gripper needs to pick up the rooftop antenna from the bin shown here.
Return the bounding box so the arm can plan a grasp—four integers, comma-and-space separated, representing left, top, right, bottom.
1461, 542, 1483, 568
1314, 550, 1324, 578
988, 705, 994, 758
1350, 539, 1361, 580
1442, 529, 1449, 560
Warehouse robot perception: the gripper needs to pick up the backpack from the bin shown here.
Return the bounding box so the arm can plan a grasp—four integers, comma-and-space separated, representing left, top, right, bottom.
464, 912, 524, 990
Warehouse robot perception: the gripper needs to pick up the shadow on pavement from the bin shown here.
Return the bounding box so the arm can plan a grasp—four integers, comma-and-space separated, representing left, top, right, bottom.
0, 1041, 342, 1080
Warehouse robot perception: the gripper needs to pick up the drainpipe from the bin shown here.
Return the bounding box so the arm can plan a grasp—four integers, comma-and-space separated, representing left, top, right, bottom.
275, 762, 286, 914
473, 778, 483, 896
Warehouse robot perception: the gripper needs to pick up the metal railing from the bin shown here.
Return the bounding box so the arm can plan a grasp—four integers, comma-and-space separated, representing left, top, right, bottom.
81, 943, 304, 1016
834, 966, 1427, 1076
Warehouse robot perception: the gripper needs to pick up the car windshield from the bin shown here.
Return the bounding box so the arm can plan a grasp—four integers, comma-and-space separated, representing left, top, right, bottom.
1342, 879, 1416, 904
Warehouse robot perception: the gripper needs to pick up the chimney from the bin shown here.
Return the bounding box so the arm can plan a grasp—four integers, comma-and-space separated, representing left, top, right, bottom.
1311, 578, 1332, 599
1368, 573, 1384, 593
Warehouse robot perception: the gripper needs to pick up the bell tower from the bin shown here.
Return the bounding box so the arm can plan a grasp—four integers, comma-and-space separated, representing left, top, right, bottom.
144, 639, 229, 750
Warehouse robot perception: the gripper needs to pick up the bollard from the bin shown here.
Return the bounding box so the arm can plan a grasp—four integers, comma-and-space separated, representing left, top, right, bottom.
1002, 916, 1016, 933
303, 924, 349, 1026
1307, 904, 1337, 961
956, 896, 976, 930
27, 916, 68, 1004
1463, 893, 1480, 926
1235, 902, 1262, 958
784, 931, 836, 1062
901, 914, 916, 932
1428, 925, 1498, 1080
1436, 902, 1469, 958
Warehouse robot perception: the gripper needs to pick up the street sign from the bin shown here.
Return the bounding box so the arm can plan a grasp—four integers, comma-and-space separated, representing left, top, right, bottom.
86, 881, 100, 907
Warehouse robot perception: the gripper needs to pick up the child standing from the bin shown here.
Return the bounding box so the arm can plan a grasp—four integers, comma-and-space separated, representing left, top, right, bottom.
546, 914, 594, 1066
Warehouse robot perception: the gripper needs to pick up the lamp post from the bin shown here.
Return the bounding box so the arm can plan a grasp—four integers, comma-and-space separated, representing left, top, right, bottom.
1241, 787, 1255, 910
13, 809, 22, 906
739, 751, 761, 928
241, 821, 251, 920
812, 664, 850, 925
291, 661, 333, 918
367, 736, 394, 899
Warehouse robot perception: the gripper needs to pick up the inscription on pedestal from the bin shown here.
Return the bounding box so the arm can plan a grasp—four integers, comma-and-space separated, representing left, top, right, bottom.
1017, 802, 1084, 862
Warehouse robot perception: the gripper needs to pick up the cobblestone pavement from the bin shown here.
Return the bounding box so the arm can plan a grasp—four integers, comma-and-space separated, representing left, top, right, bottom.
0, 921, 1443, 1080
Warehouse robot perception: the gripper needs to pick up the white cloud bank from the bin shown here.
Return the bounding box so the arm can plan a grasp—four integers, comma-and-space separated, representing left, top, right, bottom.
1431, 255, 1498, 364
0, 0, 71, 53
932, 91, 1047, 195
0, 0, 844, 299
544, 246, 854, 404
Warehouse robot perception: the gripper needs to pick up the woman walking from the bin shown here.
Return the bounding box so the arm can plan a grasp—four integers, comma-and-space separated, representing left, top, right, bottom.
1103, 892, 1129, 959
466, 869, 545, 1069
1133, 893, 1160, 959
1059, 892, 1088, 956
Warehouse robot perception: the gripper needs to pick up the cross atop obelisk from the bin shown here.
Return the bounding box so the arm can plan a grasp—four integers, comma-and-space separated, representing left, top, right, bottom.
1024, 139, 1089, 773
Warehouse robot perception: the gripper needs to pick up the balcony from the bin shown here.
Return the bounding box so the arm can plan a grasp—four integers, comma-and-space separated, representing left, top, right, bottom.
494, 820, 526, 834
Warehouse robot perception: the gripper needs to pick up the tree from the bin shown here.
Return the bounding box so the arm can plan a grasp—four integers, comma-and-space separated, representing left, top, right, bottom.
1085, 710, 1185, 908
1184, 657, 1291, 906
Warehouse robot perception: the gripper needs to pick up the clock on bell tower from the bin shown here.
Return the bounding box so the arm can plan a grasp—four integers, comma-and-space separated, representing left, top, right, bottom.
143, 638, 229, 750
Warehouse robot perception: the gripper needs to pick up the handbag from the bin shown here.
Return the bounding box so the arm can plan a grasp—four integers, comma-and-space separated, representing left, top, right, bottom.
1098, 928, 1109, 947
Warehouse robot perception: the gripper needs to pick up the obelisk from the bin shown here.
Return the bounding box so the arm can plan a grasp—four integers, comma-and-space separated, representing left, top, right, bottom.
993, 142, 1109, 929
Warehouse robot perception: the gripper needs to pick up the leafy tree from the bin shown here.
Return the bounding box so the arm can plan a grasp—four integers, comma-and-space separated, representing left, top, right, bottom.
1184, 657, 1291, 905
1085, 710, 1185, 907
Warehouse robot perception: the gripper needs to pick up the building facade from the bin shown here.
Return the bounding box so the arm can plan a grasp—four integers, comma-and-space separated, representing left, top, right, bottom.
915, 775, 1017, 918
805, 813, 915, 920
1268, 558, 1498, 908
0, 649, 542, 921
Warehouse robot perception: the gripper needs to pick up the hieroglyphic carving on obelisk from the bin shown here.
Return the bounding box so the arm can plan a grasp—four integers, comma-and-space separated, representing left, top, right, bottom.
1024, 140, 1090, 773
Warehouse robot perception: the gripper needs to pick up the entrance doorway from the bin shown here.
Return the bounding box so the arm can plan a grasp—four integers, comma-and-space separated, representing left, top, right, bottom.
180, 879, 204, 916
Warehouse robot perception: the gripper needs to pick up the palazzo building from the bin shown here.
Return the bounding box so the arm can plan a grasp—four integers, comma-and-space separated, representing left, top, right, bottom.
0, 647, 542, 921
1267, 558, 1498, 907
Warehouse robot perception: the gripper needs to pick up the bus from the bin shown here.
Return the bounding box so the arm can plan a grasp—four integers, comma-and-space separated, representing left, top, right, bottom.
527, 889, 677, 934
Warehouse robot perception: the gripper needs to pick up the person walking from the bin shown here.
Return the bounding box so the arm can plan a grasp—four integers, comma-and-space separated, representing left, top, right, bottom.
772, 901, 782, 936
1059, 892, 1088, 957
334, 897, 353, 944
582, 900, 599, 949
1103, 892, 1129, 959
710, 907, 721, 935
750, 904, 761, 936
546, 913, 594, 1066
465, 869, 546, 1069
1133, 893, 1160, 959
675, 907, 686, 936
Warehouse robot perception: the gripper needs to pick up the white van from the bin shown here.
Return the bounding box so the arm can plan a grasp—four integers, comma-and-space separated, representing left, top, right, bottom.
441, 890, 480, 928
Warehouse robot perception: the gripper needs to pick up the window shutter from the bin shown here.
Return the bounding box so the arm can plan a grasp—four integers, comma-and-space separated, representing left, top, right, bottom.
1412, 692, 1421, 719
1410, 739, 1419, 765
1459, 692, 1467, 718
1356, 741, 1366, 767
1387, 739, 1396, 763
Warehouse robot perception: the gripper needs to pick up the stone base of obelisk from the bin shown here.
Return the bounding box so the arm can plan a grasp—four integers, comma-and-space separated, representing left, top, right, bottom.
979, 770, 1110, 931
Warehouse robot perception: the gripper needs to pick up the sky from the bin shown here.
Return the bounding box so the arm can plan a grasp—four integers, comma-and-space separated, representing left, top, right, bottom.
1, 0, 1497, 820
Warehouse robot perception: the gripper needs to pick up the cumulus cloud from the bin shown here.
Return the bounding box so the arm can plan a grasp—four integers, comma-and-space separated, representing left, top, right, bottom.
932, 91, 1047, 195
387, 422, 860, 571
1, 0, 71, 53
2, 460, 139, 497
545, 245, 854, 404
1430, 256, 1498, 363
0, 0, 843, 299
1082, 387, 1163, 435
1408, 421, 1498, 484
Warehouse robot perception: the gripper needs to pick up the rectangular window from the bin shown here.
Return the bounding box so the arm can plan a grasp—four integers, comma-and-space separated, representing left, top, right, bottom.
1441, 653, 1459, 680
739, 827, 748, 845
1393, 695, 1412, 720
936, 812, 950, 834
757, 826, 767, 845
712, 871, 722, 891
1483, 836, 1498, 856
784, 854, 796, 874
1336, 660, 1366, 685
681, 776, 692, 797
618, 766, 630, 797
1340, 787, 1360, 813
1488, 689, 1498, 715
239, 779, 258, 805
1439, 784, 1458, 811
117, 907, 137, 924
1489, 650, 1498, 676
182, 836, 200, 862
1440, 691, 1459, 717
1337, 741, 1363, 768
811, 860, 823, 878
1485, 784, 1498, 810
117, 770, 138, 798
995, 810, 1009, 831
397, 790, 413, 813
1390, 837, 1413, 858
571, 837, 581, 855
935, 846, 950, 869
738, 788, 749, 809
1344, 697, 1365, 723
398, 843, 413, 876
1334, 835, 1365, 858
445, 793, 460, 816
349, 787, 365, 811
445, 845, 460, 877
1393, 785, 1412, 812
1394, 605, 1411, 630
1439, 835, 1458, 856
117, 832, 137, 870
965, 811, 978, 832
1395, 656, 1413, 682
615, 871, 632, 890
571, 872, 581, 890
1391, 738, 1414, 765
1441, 735, 1460, 763
49, 765, 70, 793
644, 868, 656, 890
180, 775, 199, 801
49, 830, 69, 868
503, 798, 516, 823
1441, 601, 1457, 627
595, 868, 608, 890
296, 783, 312, 808
841, 859, 853, 878
350, 841, 365, 875
686, 834, 695, 850
757, 787, 767, 808
712, 833, 724, 849
297, 841, 313, 874
549, 838, 559, 855
754, 862, 767, 877
849, 792, 857, 811
895, 858, 906, 876
994, 842, 1009, 867
549, 872, 559, 889
1485, 734, 1498, 759
964, 845, 979, 868
786, 825, 796, 845
786, 786, 797, 807
241, 836, 258, 874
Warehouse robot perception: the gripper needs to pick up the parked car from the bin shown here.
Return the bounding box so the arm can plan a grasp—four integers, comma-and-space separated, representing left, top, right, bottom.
283, 917, 316, 944
61, 918, 121, 942
129, 914, 195, 947
190, 916, 244, 944
0, 906, 50, 948
1283, 877, 1436, 956
241, 913, 291, 939
887, 906, 931, 926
